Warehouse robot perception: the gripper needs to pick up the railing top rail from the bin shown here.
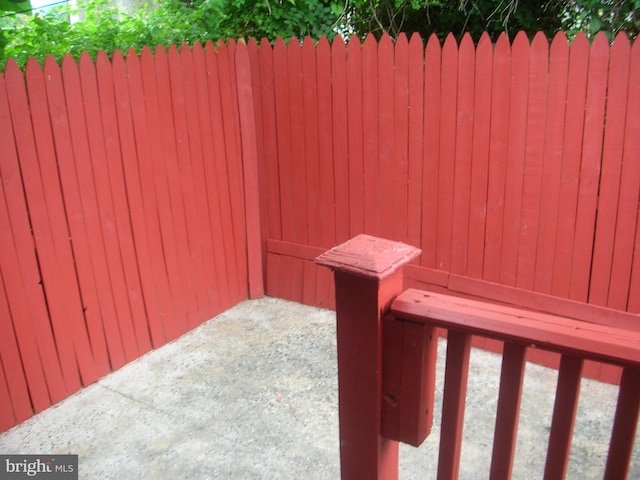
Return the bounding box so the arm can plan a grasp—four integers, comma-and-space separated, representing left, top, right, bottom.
392, 288, 640, 369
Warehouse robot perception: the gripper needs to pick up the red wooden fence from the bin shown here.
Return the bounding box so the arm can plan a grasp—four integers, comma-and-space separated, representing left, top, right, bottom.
2, 30, 639, 433
0, 41, 263, 432
253, 32, 640, 383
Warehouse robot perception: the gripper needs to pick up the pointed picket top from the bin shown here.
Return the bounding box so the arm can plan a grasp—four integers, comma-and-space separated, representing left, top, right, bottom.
347, 33, 361, 49
4, 58, 24, 84
571, 31, 589, 52
396, 32, 409, 48
409, 31, 423, 50
460, 32, 474, 50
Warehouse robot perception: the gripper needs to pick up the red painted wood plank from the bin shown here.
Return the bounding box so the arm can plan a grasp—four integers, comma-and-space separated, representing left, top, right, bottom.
392, 289, 640, 368
436, 34, 458, 272
246, 39, 268, 275
447, 271, 640, 332
608, 38, 640, 311
76, 53, 144, 361
302, 260, 317, 306
629, 216, 640, 313
187, 42, 227, 313
273, 38, 295, 244
382, 316, 436, 447
483, 33, 510, 283
533, 33, 569, 293
570, 33, 609, 303
316, 263, 335, 310
490, 342, 527, 480
258, 38, 282, 242
317, 36, 336, 248
516, 32, 549, 290
44, 55, 104, 383
589, 34, 630, 307
500, 32, 529, 286
362, 34, 379, 237
267, 238, 326, 261
603, 367, 640, 479
543, 355, 583, 479
9, 59, 87, 394
137, 46, 185, 334
393, 33, 409, 243
204, 42, 240, 310
94, 52, 154, 355
0, 271, 32, 425
450, 33, 474, 275
534, 33, 569, 294
151, 46, 194, 333
61, 54, 133, 368
421, 34, 441, 269
185, 43, 223, 313
287, 39, 309, 246
236, 41, 265, 300
0, 353, 17, 431
467, 32, 492, 280
438, 330, 471, 480
331, 36, 350, 244
0, 87, 51, 412
0, 298, 29, 438
168, 45, 210, 323
378, 33, 394, 241
301, 37, 321, 249
407, 33, 424, 251
225, 40, 251, 304
301, 38, 321, 305
283, 255, 304, 303
551, 33, 589, 298
187, 42, 225, 317
347, 35, 365, 237
112, 49, 169, 347
220, 40, 249, 303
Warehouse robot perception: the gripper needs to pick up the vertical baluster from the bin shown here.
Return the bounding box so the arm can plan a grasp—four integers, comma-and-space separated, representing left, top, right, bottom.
604, 367, 640, 480
438, 330, 472, 480
543, 355, 584, 479
490, 342, 527, 480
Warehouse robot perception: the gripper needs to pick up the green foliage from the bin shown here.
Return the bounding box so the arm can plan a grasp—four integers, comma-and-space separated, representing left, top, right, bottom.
0, 0, 32, 14
343, 0, 639, 41
563, 0, 640, 39
0, 0, 637, 71
0, 0, 341, 70
213, 0, 340, 40
0, 0, 216, 68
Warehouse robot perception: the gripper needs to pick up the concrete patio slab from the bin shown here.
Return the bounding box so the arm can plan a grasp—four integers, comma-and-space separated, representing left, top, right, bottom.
1, 297, 637, 479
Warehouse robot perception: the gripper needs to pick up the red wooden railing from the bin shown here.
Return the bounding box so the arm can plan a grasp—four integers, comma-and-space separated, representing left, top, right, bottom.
316, 235, 640, 479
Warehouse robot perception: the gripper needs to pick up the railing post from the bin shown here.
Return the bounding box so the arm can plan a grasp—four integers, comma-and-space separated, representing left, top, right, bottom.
315, 234, 421, 480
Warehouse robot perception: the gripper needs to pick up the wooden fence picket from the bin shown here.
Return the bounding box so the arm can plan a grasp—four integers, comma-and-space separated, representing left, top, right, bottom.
551, 32, 589, 299
421, 34, 442, 270
484, 33, 510, 283
589, 34, 630, 307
